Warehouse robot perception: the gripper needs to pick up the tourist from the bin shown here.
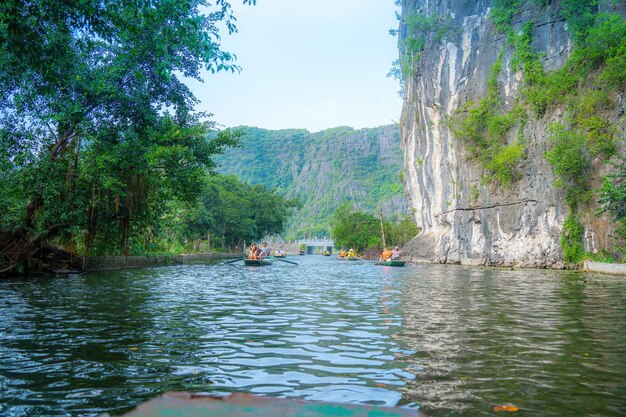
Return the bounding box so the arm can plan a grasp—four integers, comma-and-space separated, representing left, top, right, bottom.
259, 242, 271, 259
248, 243, 258, 259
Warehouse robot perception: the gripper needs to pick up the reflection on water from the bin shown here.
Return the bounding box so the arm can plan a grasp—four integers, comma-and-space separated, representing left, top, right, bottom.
0, 258, 625, 416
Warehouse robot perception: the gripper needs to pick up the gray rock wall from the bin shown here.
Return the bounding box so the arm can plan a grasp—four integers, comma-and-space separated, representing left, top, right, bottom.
398, 0, 625, 267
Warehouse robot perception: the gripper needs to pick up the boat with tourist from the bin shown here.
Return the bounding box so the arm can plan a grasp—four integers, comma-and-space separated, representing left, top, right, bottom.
244, 257, 274, 266
375, 260, 406, 267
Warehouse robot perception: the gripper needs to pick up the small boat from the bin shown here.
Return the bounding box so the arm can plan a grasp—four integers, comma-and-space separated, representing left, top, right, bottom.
275, 253, 286, 258
323, 251, 331, 256
345, 257, 360, 261
375, 260, 406, 267
298, 251, 305, 255
244, 257, 274, 266
118, 392, 424, 417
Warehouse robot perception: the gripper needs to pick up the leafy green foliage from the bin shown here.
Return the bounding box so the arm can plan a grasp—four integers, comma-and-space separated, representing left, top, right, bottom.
332, 203, 381, 253
599, 157, 626, 223
560, 212, 585, 263
559, 0, 599, 45
184, 175, 300, 251
490, 0, 547, 34
389, 11, 455, 91
599, 157, 626, 260
384, 215, 420, 247
482, 3, 625, 260
450, 53, 525, 186
545, 123, 592, 208
332, 203, 418, 254
490, 0, 526, 34
0, 0, 255, 267
519, 13, 626, 117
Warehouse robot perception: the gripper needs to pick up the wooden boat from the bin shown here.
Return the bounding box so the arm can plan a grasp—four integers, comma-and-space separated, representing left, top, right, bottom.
244, 257, 274, 266
375, 260, 406, 267
119, 392, 423, 417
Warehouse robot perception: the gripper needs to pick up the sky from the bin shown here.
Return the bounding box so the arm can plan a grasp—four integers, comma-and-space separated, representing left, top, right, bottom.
191, 0, 403, 133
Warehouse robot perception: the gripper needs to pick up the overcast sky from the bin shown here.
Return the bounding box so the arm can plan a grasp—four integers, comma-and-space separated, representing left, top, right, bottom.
191, 0, 402, 132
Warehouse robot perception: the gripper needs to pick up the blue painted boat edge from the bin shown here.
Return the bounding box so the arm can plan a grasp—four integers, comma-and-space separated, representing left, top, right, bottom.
117, 392, 427, 416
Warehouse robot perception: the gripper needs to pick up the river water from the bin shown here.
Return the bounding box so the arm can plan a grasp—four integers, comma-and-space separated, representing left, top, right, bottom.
1, 256, 625, 416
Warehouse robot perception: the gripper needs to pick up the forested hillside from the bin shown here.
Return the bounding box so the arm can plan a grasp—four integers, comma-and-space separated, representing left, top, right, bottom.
216, 125, 407, 238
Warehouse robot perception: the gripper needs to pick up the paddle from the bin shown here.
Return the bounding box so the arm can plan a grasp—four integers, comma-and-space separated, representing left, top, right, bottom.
223, 258, 244, 265
275, 258, 298, 265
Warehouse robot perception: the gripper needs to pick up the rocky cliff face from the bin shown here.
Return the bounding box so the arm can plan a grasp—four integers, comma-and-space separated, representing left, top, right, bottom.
398, 0, 625, 267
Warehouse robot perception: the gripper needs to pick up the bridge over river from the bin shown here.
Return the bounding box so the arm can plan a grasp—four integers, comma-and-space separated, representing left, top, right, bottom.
297, 238, 334, 254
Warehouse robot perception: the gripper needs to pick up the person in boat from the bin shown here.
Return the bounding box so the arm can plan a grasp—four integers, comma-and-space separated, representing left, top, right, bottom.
248, 243, 259, 260
380, 248, 392, 261
259, 242, 271, 259
391, 246, 402, 260
339, 249, 347, 258
346, 248, 356, 258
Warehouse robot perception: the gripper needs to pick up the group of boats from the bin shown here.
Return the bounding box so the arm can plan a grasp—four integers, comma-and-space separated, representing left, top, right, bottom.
239, 251, 406, 267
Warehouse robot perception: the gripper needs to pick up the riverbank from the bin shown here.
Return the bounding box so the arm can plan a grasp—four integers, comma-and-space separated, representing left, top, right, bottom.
72, 252, 241, 272
583, 260, 626, 276
405, 256, 626, 276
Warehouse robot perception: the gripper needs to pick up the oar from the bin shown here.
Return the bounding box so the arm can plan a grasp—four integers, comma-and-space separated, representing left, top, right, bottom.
275, 258, 298, 265
223, 258, 244, 265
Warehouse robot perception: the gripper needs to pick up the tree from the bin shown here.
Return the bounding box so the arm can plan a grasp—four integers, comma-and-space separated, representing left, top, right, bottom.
0, 0, 255, 271
184, 175, 300, 251
331, 203, 381, 253
385, 215, 420, 247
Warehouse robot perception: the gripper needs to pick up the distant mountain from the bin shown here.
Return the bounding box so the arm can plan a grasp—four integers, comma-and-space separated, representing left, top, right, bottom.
215, 125, 407, 239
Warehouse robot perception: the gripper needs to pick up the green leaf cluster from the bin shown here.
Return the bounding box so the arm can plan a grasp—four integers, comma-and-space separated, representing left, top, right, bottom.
450, 53, 526, 187
464, 1, 625, 261
331, 203, 418, 254
390, 11, 455, 88
331, 203, 381, 253
599, 157, 626, 260
560, 212, 586, 263
184, 175, 300, 251
0, 1, 256, 267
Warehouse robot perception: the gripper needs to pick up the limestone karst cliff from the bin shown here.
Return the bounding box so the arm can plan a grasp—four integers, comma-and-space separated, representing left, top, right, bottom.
397, 0, 626, 267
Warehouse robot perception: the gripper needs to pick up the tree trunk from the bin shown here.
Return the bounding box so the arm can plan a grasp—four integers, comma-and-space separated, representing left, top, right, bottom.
378, 207, 387, 248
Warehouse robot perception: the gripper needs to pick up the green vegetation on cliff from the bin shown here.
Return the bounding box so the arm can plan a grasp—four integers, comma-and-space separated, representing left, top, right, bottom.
448, 1, 626, 262
215, 126, 407, 239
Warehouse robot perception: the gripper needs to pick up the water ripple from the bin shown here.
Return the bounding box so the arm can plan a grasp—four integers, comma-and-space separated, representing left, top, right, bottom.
0, 259, 625, 416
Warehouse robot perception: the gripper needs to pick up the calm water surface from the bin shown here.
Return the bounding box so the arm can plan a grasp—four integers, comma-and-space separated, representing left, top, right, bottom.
1, 256, 625, 416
